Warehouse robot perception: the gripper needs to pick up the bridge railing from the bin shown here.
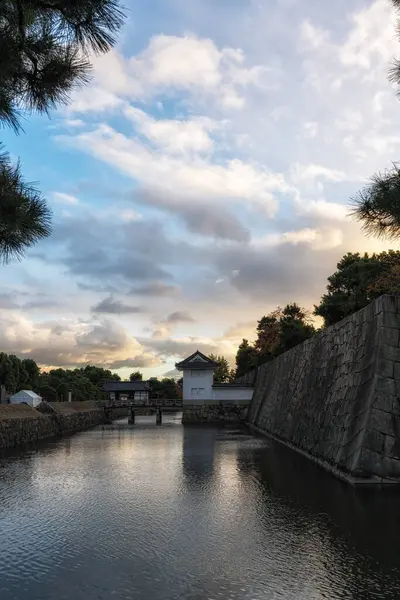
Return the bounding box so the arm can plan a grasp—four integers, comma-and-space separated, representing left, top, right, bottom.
101, 399, 183, 408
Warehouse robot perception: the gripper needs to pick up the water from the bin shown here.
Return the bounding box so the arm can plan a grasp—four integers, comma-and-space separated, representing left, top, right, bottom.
1, 414, 400, 600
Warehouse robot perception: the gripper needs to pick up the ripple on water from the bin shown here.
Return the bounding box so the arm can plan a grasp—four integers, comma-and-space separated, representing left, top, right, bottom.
0, 419, 400, 600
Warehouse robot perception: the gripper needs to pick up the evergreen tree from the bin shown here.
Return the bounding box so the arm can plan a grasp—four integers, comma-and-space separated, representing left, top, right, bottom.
208, 354, 230, 383
352, 2, 400, 238
235, 339, 257, 378
0, 0, 124, 262
129, 371, 143, 382
315, 251, 400, 326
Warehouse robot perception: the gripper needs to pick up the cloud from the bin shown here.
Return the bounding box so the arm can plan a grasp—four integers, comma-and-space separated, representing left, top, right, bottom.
165, 311, 196, 324
0, 313, 159, 370
105, 356, 163, 369
92, 296, 142, 315
129, 281, 180, 297
52, 192, 80, 205
0, 294, 19, 309
140, 335, 219, 359
57, 122, 288, 219
124, 107, 217, 154
22, 299, 60, 310
138, 188, 251, 242
67, 34, 275, 114
51, 212, 176, 286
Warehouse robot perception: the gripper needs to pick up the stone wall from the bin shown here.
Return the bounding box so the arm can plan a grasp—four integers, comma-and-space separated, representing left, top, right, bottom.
247, 295, 400, 486
0, 402, 105, 451
182, 401, 249, 425
234, 370, 258, 387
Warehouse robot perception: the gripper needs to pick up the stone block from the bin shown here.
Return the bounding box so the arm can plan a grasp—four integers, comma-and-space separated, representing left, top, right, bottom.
394, 363, 400, 381
379, 326, 400, 348
368, 408, 395, 436
364, 429, 385, 454
373, 394, 394, 414
381, 295, 398, 314
357, 447, 386, 477
375, 376, 396, 395
393, 398, 400, 416
373, 297, 385, 316
379, 344, 400, 363
383, 457, 400, 479
376, 359, 394, 379
384, 435, 400, 459
383, 312, 400, 329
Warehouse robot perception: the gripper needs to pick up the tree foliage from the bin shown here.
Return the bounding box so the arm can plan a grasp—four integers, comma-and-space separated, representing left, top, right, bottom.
0, 0, 124, 262
314, 251, 400, 326
149, 378, 181, 399
235, 339, 258, 378
129, 371, 143, 382
351, 166, 400, 240
0, 353, 121, 402
208, 354, 230, 383
351, 2, 400, 238
234, 304, 316, 377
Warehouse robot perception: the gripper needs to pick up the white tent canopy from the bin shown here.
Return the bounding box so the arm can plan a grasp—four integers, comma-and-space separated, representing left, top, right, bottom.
9, 390, 42, 408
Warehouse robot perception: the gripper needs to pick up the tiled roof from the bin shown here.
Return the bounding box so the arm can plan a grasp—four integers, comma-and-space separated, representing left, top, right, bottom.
102, 381, 150, 392
175, 350, 219, 370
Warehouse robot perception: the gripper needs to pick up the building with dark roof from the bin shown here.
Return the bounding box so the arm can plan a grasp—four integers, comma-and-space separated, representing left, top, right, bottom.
175, 350, 253, 403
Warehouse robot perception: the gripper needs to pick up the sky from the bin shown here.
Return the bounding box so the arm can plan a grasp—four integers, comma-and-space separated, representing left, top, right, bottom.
1, 0, 400, 379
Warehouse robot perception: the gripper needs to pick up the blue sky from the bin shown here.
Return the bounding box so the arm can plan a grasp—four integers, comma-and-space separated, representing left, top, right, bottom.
1, 0, 400, 378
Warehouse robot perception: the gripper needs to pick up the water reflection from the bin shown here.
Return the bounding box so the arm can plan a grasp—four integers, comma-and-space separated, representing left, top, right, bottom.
0, 419, 399, 600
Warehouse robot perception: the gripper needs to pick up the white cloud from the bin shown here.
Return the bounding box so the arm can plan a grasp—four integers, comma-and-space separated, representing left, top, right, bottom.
339, 0, 397, 70
67, 34, 274, 114
57, 122, 290, 216
52, 192, 80, 205
124, 106, 218, 154
66, 86, 122, 114
297, 199, 349, 223
290, 164, 346, 188
0, 312, 159, 369
256, 227, 344, 251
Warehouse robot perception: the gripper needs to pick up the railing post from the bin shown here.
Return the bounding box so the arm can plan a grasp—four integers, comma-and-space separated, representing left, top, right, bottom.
128, 407, 135, 425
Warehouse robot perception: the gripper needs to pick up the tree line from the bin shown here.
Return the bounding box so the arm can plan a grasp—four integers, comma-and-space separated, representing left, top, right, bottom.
0, 356, 122, 401
0, 357, 184, 402
234, 249, 400, 377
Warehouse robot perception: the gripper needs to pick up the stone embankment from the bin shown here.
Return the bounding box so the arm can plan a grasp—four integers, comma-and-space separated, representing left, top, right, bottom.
182, 401, 249, 425
0, 401, 105, 451
247, 295, 400, 486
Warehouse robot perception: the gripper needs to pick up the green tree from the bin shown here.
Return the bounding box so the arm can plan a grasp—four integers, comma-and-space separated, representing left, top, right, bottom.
0, 0, 124, 262
351, 166, 400, 240
39, 384, 57, 402
0, 353, 17, 393
235, 339, 258, 378
275, 304, 315, 356
57, 382, 70, 402
149, 378, 180, 399
22, 358, 40, 389
80, 365, 120, 387
129, 371, 143, 382
254, 309, 282, 365
351, 2, 400, 238
315, 251, 400, 326
208, 354, 230, 383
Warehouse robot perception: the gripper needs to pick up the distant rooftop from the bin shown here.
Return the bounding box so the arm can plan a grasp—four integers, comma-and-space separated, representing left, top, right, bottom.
102, 381, 150, 392
175, 350, 219, 371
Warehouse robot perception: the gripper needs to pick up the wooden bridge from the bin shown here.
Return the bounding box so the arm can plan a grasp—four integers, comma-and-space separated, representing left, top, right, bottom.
102, 399, 183, 425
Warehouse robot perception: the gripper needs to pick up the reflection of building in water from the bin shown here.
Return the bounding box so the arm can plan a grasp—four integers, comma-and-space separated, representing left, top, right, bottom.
181, 427, 217, 490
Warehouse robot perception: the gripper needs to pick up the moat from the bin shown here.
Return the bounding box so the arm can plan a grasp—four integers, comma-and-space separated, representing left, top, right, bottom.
1, 414, 400, 600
